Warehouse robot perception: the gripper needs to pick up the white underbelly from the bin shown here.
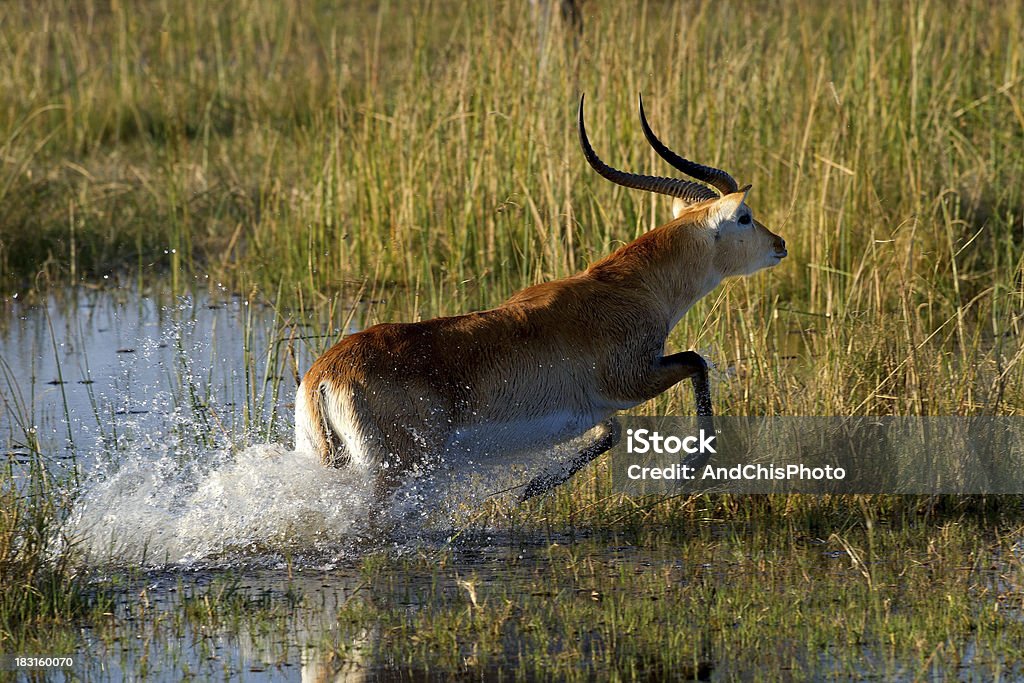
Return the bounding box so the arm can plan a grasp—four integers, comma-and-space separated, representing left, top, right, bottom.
445, 409, 607, 457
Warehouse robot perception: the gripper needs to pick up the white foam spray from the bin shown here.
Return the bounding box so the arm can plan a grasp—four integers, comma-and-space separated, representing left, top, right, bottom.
63, 444, 376, 567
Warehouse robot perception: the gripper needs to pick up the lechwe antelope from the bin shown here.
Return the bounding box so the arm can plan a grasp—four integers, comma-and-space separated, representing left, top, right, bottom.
295, 94, 787, 506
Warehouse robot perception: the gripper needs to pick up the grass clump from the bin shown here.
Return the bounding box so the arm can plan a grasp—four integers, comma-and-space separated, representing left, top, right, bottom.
0, 451, 97, 653
320, 496, 1024, 680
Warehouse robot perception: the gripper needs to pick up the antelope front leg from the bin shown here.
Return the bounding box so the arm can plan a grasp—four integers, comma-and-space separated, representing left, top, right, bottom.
671, 351, 713, 417
519, 418, 622, 503
641, 350, 716, 469
645, 350, 709, 397
687, 356, 716, 468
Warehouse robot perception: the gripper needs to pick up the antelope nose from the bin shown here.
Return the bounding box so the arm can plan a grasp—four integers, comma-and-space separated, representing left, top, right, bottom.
774, 237, 787, 256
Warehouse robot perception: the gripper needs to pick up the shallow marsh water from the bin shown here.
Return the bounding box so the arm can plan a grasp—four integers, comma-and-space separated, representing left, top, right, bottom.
3, 287, 1024, 681
0, 285, 627, 678
0, 285, 297, 459
1, 286, 345, 562
0, 285, 536, 564
0, 285, 516, 677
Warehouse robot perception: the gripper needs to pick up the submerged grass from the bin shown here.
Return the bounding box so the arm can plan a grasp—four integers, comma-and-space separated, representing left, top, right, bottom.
37, 496, 1022, 680
0, 449, 99, 654
334, 502, 1024, 680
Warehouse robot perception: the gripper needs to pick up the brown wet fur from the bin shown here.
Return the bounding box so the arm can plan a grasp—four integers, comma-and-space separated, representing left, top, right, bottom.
299, 192, 785, 502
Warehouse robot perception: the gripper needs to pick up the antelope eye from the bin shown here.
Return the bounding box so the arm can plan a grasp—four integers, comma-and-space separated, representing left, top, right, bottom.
738, 214, 752, 225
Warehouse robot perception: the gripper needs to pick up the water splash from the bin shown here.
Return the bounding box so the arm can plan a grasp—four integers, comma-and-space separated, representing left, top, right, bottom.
63, 444, 376, 567
60, 433, 583, 567
4, 287, 573, 567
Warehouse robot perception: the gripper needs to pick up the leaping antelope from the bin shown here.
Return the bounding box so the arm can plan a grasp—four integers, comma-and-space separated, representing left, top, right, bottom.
295, 95, 787, 507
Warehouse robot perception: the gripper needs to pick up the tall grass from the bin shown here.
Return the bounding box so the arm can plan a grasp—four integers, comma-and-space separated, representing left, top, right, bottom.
1, 0, 1022, 416
3, 0, 1021, 417
0, 446, 94, 652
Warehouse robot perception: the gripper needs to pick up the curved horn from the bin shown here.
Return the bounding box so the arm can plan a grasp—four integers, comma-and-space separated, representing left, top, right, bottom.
578, 95, 718, 205
638, 94, 739, 196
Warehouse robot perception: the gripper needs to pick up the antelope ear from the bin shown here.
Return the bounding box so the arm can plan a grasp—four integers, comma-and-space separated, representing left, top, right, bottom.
707, 185, 751, 227
671, 197, 688, 220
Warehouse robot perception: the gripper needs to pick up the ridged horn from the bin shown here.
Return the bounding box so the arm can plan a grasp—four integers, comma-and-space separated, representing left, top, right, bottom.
578, 95, 718, 205
638, 93, 739, 196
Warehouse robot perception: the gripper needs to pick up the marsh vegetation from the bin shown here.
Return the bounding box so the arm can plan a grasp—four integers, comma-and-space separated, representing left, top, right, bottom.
2, 0, 1024, 678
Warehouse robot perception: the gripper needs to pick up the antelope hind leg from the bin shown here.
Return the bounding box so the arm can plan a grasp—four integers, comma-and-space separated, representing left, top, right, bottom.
519, 418, 622, 503
366, 417, 451, 520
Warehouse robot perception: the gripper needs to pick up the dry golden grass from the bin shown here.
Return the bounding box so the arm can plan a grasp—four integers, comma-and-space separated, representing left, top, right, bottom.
1, 0, 1021, 417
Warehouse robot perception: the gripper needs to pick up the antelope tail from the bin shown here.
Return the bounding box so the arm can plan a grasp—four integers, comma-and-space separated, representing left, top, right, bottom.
295, 381, 335, 465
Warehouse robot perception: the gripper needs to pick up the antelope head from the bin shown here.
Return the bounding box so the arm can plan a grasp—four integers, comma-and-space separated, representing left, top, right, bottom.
578, 94, 787, 279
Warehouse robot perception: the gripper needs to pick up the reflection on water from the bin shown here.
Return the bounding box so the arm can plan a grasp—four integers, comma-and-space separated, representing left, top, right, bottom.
72, 534, 664, 682
75, 567, 376, 682
0, 286, 305, 460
